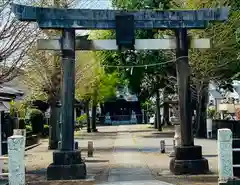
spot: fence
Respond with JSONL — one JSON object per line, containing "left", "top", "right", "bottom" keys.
{"left": 218, "top": 128, "right": 240, "bottom": 185}
{"left": 104, "top": 114, "right": 144, "bottom": 125}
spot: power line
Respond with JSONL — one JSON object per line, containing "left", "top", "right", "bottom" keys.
{"left": 101, "top": 60, "right": 173, "bottom": 68}
{"left": 100, "top": 56, "right": 187, "bottom": 68}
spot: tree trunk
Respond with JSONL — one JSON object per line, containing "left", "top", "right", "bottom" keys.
{"left": 162, "top": 89, "right": 170, "bottom": 126}
{"left": 156, "top": 89, "right": 162, "bottom": 131}
{"left": 100, "top": 103, "right": 104, "bottom": 116}
{"left": 13, "top": 111, "right": 19, "bottom": 129}
{"left": 91, "top": 102, "right": 97, "bottom": 132}
{"left": 48, "top": 100, "right": 59, "bottom": 149}
{"left": 91, "top": 89, "right": 98, "bottom": 132}
{"left": 144, "top": 109, "right": 148, "bottom": 124}
{"left": 99, "top": 103, "right": 105, "bottom": 125}
{"left": 195, "top": 87, "right": 208, "bottom": 138}
{"left": 163, "top": 103, "right": 170, "bottom": 126}
{"left": 154, "top": 112, "right": 157, "bottom": 129}
{"left": 85, "top": 100, "right": 91, "bottom": 133}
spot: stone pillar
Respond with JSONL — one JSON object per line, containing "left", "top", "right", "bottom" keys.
{"left": 8, "top": 135, "right": 25, "bottom": 185}
{"left": 130, "top": 111, "right": 137, "bottom": 124}
{"left": 160, "top": 140, "right": 165, "bottom": 153}
{"left": 88, "top": 141, "right": 93, "bottom": 157}
{"left": 174, "top": 125, "right": 181, "bottom": 146}
{"left": 169, "top": 124, "right": 181, "bottom": 157}
{"left": 218, "top": 129, "right": 233, "bottom": 183}
{"left": 13, "top": 129, "right": 26, "bottom": 148}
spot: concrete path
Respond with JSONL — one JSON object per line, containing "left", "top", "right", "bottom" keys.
{"left": 24, "top": 124, "right": 218, "bottom": 185}
{"left": 104, "top": 125, "right": 172, "bottom": 185}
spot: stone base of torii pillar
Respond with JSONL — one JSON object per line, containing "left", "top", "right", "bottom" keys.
{"left": 47, "top": 151, "right": 87, "bottom": 180}
{"left": 170, "top": 145, "right": 209, "bottom": 175}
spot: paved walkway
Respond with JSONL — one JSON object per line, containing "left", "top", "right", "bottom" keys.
{"left": 24, "top": 124, "right": 218, "bottom": 185}
{"left": 104, "top": 125, "right": 172, "bottom": 185}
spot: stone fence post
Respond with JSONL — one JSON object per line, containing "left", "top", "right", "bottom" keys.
{"left": 169, "top": 124, "right": 181, "bottom": 157}
{"left": 8, "top": 135, "right": 25, "bottom": 185}
{"left": 218, "top": 129, "right": 233, "bottom": 183}
{"left": 13, "top": 129, "right": 26, "bottom": 148}
{"left": 174, "top": 124, "right": 181, "bottom": 146}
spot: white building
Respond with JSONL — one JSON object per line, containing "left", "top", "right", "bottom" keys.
{"left": 224, "top": 81, "right": 240, "bottom": 103}
{"left": 208, "top": 82, "right": 223, "bottom": 110}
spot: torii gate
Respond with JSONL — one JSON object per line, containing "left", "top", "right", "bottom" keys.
{"left": 11, "top": 4, "right": 229, "bottom": 179}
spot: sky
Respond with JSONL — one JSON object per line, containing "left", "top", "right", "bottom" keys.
{"left": 78, "top": 0, "right": 112, "bottom": 9}
{"left": 11, "top": 0, "right": 112, "bottom": 9}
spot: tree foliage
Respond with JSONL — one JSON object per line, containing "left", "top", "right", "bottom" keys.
{"left": 89, "top": 0, "right": 176, "bottom": 103}
{"left": 170, "top": 0, "right": 238, "bottom": 91}
{"left": 170, "top": 0, "right": 240, "bottom": 136}
{"left": 22, "top": 0, "right": 77, "bottom": 105}
{"left": 75, "top": 50, "right": 123, "bottom": 103}
{"left": 23, "top": 48, "right": 60, "bottom": 102}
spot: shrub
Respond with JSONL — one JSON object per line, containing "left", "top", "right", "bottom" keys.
{"left": 26, "top": 125, "right": 32, "bottom": 132}
{"left": 28, "top": 109, "right": 44, "bottom": 134}
{"left": 42, "top": 124, "right": 49, "bottom": 136}
{"left": 76, "top": 113, "right": 87, "bottom": 130}
{"left": 76, "top": 113, "right": 87, "bottom": 123}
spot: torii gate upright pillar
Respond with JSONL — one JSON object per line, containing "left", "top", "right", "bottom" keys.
{"left": 45, "top": 28, "right": 87, "bottom": 180}
{"left": 175, "top": 28, "right": 194, "bottom": 147}
{"left": 169, "top": 28, "right": 209, "bottom": 174}
{"left": 49, "top": 29, "right": 87, "bottom": 179}
{"left": 60, "top": 29, "right": 76, "bottom": 151}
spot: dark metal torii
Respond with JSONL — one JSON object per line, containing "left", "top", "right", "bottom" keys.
{"left": 11, "top": 3, "right": 229, "bottom": 179}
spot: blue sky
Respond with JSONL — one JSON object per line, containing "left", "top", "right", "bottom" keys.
{"left": 78, "top": 0, "right": 112, "bottom": 9}
{"left": 12, "top": 0, "right": 112, "bottom": 9}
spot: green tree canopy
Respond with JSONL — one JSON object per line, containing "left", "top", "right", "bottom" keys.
{"left": 88, "top": 0, "right": 176, "bottom": 103}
